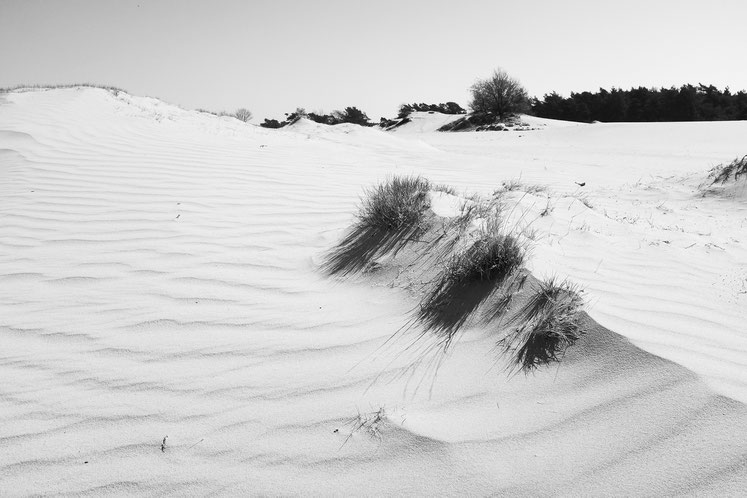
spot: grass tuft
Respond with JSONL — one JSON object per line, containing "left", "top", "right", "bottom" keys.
{"left": 448, "top": 231, "right": 524, "bottom": 282}
{"left": 358, "top": 175, "right": 431, "bottom": 230}
{"left": 712, "top": 155, "right": 747, "bottom": 184}
{"left": 323, "top": 175, "right": 431, "bottom": 276}
{"left": 418, "top": 226, "right": 525, "bottom": 345}
{"left": 499, "top": 278, "right": 583, "bottom": 373}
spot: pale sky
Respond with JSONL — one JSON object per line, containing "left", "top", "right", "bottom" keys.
{"left": 2, "top": 0, "right": 746, "bottom": 121}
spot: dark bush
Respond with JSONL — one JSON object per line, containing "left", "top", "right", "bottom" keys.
{"left": 333, "top": 106, "right": 373, "bottom": 126}
{"left": 398, "top": 102, "right": 467, "bottom": 118}
{"left": 532, "top": 84, "right": 747, "bottom": 123}
{"left": 260, "top": 118, "right": 285, "bottom": 129}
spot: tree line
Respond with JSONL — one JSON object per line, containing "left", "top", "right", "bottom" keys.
{"left": 531, "top": 85, "right": 747, "bottom": 122}
{"left": 228, "top": 69, "right": 747, "bottom": 129}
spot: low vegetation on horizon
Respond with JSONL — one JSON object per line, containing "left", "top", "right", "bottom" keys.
{"left": 0, "top": 83, "right": 127, "bottom": 95}
{"left": 7, "top": 75, "right": 746, "bottom": 128}
{"left": 260, "top": 106, "right": 373, "bottom": 129}
{"left": 324, "top": 175, "right": 585, "bottom": 374}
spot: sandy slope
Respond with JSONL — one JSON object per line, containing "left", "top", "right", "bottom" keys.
{"left": 1, "top": 88, "right": 746, "bottom": 495}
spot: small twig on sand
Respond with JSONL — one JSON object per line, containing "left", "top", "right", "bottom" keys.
{"left": 161, "top": 436, "right": 168, "bottom": 453}
{"left": 188, "top": 438, "right": 204, "bottom": 449}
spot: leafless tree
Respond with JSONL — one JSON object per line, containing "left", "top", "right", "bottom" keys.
{"left": 469, "top": 68, "right": 529, "bottom": 119}
{"left": 234, "top": 108, "right": 253, "bottom": 122}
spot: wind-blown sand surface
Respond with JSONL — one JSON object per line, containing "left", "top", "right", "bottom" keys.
{"left": 1, "top": 88, "right": 746, "bottom": 495}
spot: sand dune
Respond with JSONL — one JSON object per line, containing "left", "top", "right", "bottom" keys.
{"left": 1, "top": 88, "right": 746, "bottom": 495}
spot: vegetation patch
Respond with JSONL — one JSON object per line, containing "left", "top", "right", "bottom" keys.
{"left": 260, "top": 106, "right": 374, "bottom": 128}
{"left": 397, "top": 102, "right": 466, "bottom": 118}
{"left": 499, "top": 278, "right": 584, "bottom": 373}
{"left": 418, "top": 228, "right": 525, "bottom": 347}
{"left": 323, "top": 176, "right": 431, "bottom": 276}
{"left": 437, "top": 113, "right": 536, "bottom": 132}
{"left": 711, "top": 155, "right": 747, "bottom": 184}
{"left": 0, "top": 83, "right": 127, "bottom": 96}
{"left": 532, "top": 84, "right": 747, "bottom": 123}
{"left": 325, "top": 177, "right": 586, "bottom": 375}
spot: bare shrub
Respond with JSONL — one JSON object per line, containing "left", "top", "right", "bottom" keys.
{"left": 469, "top": 68, "right": 530, "bottom": 119}
{"left": 234, "top": 108, "right": 253, "bottom": 122}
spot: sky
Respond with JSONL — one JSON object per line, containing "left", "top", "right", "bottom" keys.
{"left": 2, "top": 0, "right": 747, "bottom": 121}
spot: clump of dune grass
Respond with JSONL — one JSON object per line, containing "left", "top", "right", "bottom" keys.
{"left": 323, "top": 175, "right": 432, "bottom": 276}
{"left": 358, "top": 175, "right": 431, "bottom": 230}
{"left": 499, "top": 278, "right": 583, "bottom": 373}
{"left": 418, "top": 223, "right": 525, "bottom": 345}
{"left": 712, "top": 155, "right": 747, "bottom": 184}
{"left": 325, "top": 177, "right": 587, "bottom": 376}
{"left": 448, "top": 231, "right": 524, "bottom": 282}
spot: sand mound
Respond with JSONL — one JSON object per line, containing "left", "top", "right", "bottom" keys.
{"left": 322, "top": 179, "right": 747, "bottom": 494}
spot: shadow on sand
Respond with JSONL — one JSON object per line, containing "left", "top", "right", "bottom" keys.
{"left": 322, "top": 221, "right": 428, "bottom": 277}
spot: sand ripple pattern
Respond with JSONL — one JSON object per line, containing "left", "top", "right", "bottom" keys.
{"left": 0, "top": 89, "right": 745, "bottom": 495}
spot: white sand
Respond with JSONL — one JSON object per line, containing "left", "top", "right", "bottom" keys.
{"left": 1, "top": 88, "right": 746, "bottom": 495}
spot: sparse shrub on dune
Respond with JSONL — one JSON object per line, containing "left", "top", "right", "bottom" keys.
{"left": 712, "top": 155, "right": 747, "bottom": 184}
{"left": 332, "top": 106, "right": 373, "bottom": 127}
{"left": 260, "top": 118, "right": 285, "bottom": 129}
{"left": 418, "top": 224, "right": 525, "bottom": 346}
{"left": 233, "top": 108, "right": 253, "bottom": 122}
{"left": 499, "top": 278, "right": 584, "bottom": 373}
{"left": 323, "top": 175, "right": 432, "bottom": 276}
